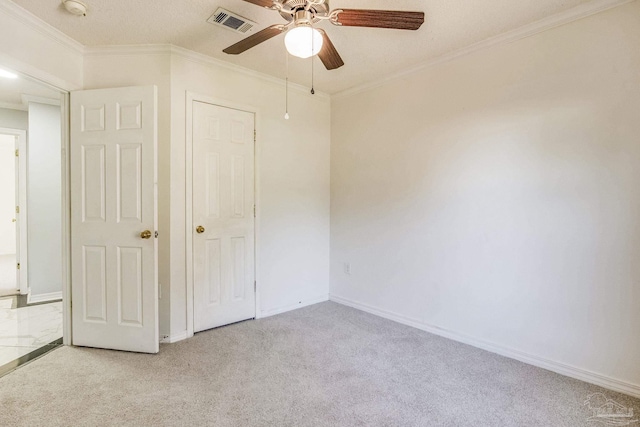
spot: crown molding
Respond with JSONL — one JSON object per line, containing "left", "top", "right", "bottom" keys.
{"left": 83, "top": 44, "right": 172, "bottom": 57}
{"left": 333, "top": 0, "right": 636, "bottom": 100}
{"left": 84, "top": 44, "right": 331, "bottom": 100}
{"left": 0, "top": 0, "right": 84, "bottom": 55}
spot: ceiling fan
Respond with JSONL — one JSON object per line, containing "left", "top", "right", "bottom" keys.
{"left": 223, "top": 0, "right": 425, "bottom": 70}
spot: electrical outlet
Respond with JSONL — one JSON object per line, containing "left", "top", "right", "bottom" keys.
{"left": 344, "top": 262, "right": 351, "bottom": 275}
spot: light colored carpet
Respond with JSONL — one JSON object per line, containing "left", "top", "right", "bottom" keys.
{"left": 0, "top": 301, "right": 637, "bottom": 426}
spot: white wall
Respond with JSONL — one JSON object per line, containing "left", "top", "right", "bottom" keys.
{"left": 27, "top": 101, "right": 62, "bottom": 298}
{"left": 330, "top": 1, "right": 640, "bottom": 394}
{"left": 0, "top": 108, "right": 28, "bottom": 130}
{"left": 0, "top": 134, "right": 15, "bottom": 254}
{"left": 170, "top": 53, "right": 330, "bottom": 337}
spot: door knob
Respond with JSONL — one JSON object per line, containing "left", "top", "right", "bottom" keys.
{"left": 11, "top": 219, "right": 16, "bottom": 223}
{"left": 140, "top": 230, "right": 152, "bottom": 239}
{"left": 196, "top": 226, "right": 205, "bottom": 234}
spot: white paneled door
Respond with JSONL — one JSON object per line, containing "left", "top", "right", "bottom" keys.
{"left": 70, "top": 86, "right": 158, "bottom": 353}
{"left": 193, "top": 102, "right": 255, "bottom": 333}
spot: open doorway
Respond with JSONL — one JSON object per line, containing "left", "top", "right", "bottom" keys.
{"left": 0, "top": 129, "right": 26, "bottom": 298}
{"left": 0, "top": 133, "right": 18, "bottom": 296}
{"left": 0, "top": 67, "right": 66, "bottom": 375}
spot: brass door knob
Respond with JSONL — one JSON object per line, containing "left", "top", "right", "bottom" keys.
{"left": 11, "top": 219, "right": 16, "bottom": 223}
{"left": 140, "top": 230, "right": 152, "bottom": 239}
{"left": 196, "top": 226, "right": 205, "bottom": 234}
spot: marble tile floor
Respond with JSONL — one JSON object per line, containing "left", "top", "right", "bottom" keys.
{"left": 0, "top": 298, "right": 62, "bottom": 373}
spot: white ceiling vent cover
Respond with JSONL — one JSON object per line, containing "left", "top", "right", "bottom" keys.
{"left": 208, "top": 8, "right": 257, "bottom": 34}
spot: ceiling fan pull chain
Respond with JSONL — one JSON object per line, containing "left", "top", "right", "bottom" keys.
{"left": 310, "top": 26, "right": 315, "bottom": 95}
{"left": 284, "top": 50, "right": 290, "bottom": 120}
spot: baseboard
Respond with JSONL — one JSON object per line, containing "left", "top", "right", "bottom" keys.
{"left": 161, "top": 294, "right": 329, "bottom": 342}
{"left": 258, "top": 294, "right": 329, "bottom": 318}
{"left": 329, "top": 294, "right": 640, "bottom": 399}
{"left": 160, "top": 331, "right": 188, "bottom": 344}
{"left": 27, "top": 291, "right": 62, "bottom": 305}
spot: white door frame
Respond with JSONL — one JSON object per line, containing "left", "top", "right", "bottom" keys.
{"left": 185, "top": 92, "right": 261, "bottom": 338}
{"left": 0, "top": 127, "right": 27, "bottom": 295}
{"left": 61, "top": 93, "right": 72, "bottom": 346}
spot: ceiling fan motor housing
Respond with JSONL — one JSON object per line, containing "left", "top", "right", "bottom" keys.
{"left": 279, "top": 0, "right": 329, "bottom": 23}
{"left": 223, "top": 0, "right": 424, "bottom": 72}
{"left": 293, "top": 9, "right": 313, "bottom": 26}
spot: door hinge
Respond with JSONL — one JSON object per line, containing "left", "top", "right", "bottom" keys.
{"left": 15, "top": 206, "right": 19, "bottom": 214}
{"left": 15, "top": 149, "right": 19, "bottom": 157}
{"left": 16, "top": 263, "right": 20, "bottom": 270}
{"left": 253, "top": 204, "right": 256, "bottom": 218}
{"left": 254, "top": 281, "right": 256, "bottom": 292}
{"left": 254, "top": 130, "right": 256, "bottom": 142}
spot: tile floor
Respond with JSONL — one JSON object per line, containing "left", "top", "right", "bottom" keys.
{"left": 0, "top": 298, "right": 62, "bottom": 368}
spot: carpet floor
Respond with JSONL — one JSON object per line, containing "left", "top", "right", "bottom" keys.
{"left": 0, "top": 301, "right": 637, "bottom": 426}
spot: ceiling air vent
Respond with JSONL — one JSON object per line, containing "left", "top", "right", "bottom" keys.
{"left": 208, "top": 8, "right": 257, "bottom": 34}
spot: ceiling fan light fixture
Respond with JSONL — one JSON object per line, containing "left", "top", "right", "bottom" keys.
{"left": 284, "top": 26, "right": 323, "bottom": 59}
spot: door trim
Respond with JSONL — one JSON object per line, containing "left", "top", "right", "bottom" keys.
{"left": 185, "top": 92, "right": 261, "bottom": 338}
{"left": 0, "top": 127, "right": 27, "bottom": 295}
{"left": 61, "top": 93, "right": 72, "bottom": 346}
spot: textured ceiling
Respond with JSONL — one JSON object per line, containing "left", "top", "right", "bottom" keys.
{"left": 11, "top": 0, "right": 595, "bottom": 93}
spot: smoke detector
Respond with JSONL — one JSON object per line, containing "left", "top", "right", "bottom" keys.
{"left": 62, "top": 0, "right": 87, "bottom": 16}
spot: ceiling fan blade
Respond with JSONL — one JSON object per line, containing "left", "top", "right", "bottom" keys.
{"left": 223, "top": 25, "right": 285, "bottom": 55}
{"left": 317, "top": 30, "right": 344, "bottom": 70}
{"left": 334, "top": 9, "right": 424, "bottom": 30}
{"left": 241, "top": 0, "right": 276, "bottom": 8}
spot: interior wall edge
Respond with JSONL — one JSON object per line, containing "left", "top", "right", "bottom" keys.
{"left": 329, "top": 294, "right": 640, "bottom": 400}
